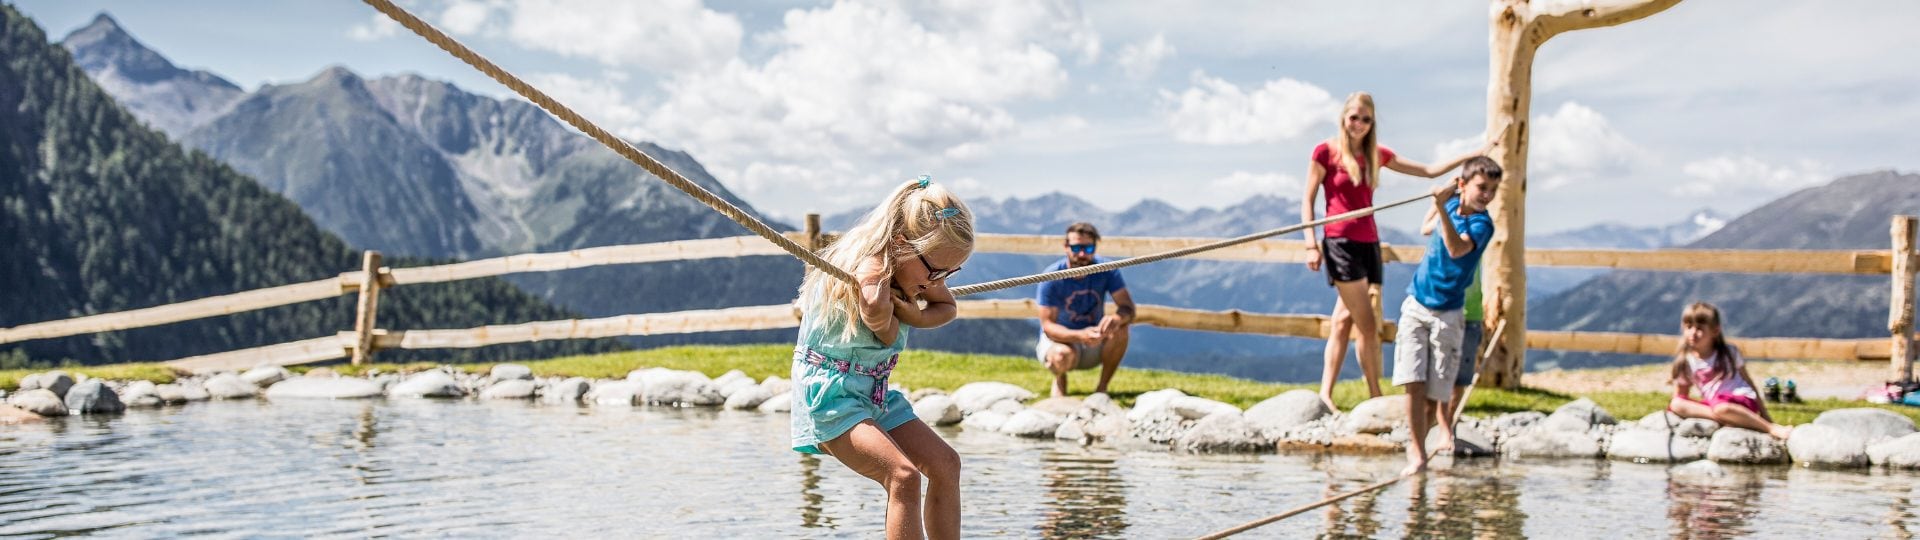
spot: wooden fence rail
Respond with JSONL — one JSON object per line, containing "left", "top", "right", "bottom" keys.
{"left": 159, "top": 300, "right": 1904, "bottom": 373}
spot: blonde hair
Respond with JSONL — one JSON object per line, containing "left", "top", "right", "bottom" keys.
{"left": 798, "top": 178, "right": 975, "bottom": 341}
{"left": 1331, "top": 92, "right": 1382, "bottom": 189}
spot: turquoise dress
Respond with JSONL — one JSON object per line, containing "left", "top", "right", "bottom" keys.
{"left": 790, "top": 294, "right": 919, "bottom": 454}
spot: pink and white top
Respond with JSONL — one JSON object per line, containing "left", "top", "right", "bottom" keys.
{"left": 1686, "top": 348, "right": 1757, "bottom": 400}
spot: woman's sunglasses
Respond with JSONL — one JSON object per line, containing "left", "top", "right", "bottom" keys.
{"left": 1068, "top": 243, "right": 1097, "bottom": 255}
{"left": 1347, "top": 113, "right": 1372, "bottom": 125}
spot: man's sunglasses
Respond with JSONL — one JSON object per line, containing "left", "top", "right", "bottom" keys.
{"left": 911, "top": 245, "right": 962, "bottom": 281}
{"left": 1068, "top": 243, "right": 1097, "bottom": 255}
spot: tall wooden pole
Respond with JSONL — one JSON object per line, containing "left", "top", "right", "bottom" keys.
{"left": 1891, "top": 216, "right": 1916, "bottom": 385}
{"left": 804, "top": 213, "right": 823, "bottom": 251}
{"left": 1478, "top": 0, "right": 1682, "bottom": 389}
{"left": 351, "top": 250, "right": 384, "bottom": 366}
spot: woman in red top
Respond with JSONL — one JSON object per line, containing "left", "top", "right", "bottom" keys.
{"left": 1301, "top": 91, "right": 1492, "bottom": 411}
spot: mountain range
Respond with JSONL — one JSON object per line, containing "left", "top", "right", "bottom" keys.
{"left": 0, "top": 6, "right": 621, "bottom": 367}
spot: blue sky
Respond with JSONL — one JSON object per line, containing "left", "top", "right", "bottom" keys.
{"left": 16, "top": 1, "right": 1920, "bottom": 234}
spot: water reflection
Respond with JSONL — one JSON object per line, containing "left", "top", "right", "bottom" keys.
{"left": 1036, "top": 448, "right": 1129, "bottom": 539}
{"left": 1666, "top": 466, "right": 1767, "bottom": 540}
{"left": 1425, "top": 463, "right": 1526, "bottom": 539}
{"left": 796, "top": 453, "right": 837, "bottom": 530}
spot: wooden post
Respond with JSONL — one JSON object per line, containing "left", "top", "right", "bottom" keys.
{"left": 804, "top": 213, "right": 822, "bottom": 251}
{"left": 351, "top": 251, "right": 383, "bottom": 366}
{"left": 1478, "top": 0, "right": 1681, "bottom": 389}
{"left": 1891, "top": 216, "right": 1916, "bottom": 384}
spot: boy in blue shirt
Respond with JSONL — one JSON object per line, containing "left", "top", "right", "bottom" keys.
{"left": 1035, "top": 222, "right": 1136, "bottom": 398}
{"left": 1395, "top": 156, "right": 1502, "bottom": 475}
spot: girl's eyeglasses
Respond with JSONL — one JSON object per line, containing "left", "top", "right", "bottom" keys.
{"left": 1068, "top": 243, "right": 1096, "bottom": 255}
{"left": 910, "top": 245, "right": 961, "bottom": 281}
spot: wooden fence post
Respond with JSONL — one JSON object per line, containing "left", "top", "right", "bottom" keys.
{"left": 804, "top": 213, "right": 822, "bottom": 251}
{"left": 351, "top": 251, "right": 384, "bottom": 366}
{"left": 1892, "top": 216, "right": 1916, "bottom": 384}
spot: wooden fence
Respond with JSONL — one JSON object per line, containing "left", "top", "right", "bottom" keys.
{"left": 4, "top": 216, "right": 1914, "bottom": 386}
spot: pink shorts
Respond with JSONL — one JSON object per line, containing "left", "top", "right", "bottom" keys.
{"left": 1697, "top": 393, "right": 1761, "bottom": 413}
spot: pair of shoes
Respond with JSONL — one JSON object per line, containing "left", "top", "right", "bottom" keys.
{"left": 1783, "top": 379, "right": 1800, "bottom": 403}
{"left": 1763, "top": 377, "right": 1782, "bottom": 402}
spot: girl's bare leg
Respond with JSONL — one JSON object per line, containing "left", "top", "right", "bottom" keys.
{"left": 1710, "top": 403, "right": 1793, "bottom": 439}
{"left": 819, "top": 420, "right": 924, "bottom": 539}
{"left": 888, "top": 420, "right": 962, "bottom": 540}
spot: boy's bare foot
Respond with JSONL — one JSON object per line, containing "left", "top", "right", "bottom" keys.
{"left": 1432, "top": 431, "right": 1456, "bottom": 455}
{"left": 1770, "top": 424, "right": 1794, "bottom": 440}
{"left": 1400, "top": 458, "right": 1428, "bottom": 477}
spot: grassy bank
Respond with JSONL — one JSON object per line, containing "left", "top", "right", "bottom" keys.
{"left": 7, "top": 345, "right": 1916, "bottom": 426}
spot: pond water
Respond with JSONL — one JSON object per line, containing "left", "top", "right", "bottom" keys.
{"left": 2, "top": 399, "right": 1915, "bottom": 538}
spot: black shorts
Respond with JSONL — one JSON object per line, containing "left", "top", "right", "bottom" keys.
{"left": 1322, "top": 238, "right": 1383, "bottom": 286}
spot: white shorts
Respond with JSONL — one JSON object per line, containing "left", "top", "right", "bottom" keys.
{"left": 1392, "top": 296, "right": 1463, "bottom": 403}
{"left": 1036, "top": 337, "right": 1104, "bottom": 370}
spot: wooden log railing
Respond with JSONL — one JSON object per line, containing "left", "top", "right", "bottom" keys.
{"left": 4, "top": 217, "right": 1915, "bottom": 382}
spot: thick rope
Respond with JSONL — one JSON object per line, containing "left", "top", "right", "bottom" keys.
{"left": 950, "top": 191, "right": 1434, "bottom": 297}
{"left": 1194, "top": 319, "right": 1508, "bottom": 540}
{"left": 360, "top": 0, "right": 857, "bottom": 285}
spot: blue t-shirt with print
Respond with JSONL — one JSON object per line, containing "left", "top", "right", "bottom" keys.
{"left": 1409, "top": 197, "right": 1495, "bottom": 311}
{"left": 1036, "top": 258, "right": 1127, "bottom": 333}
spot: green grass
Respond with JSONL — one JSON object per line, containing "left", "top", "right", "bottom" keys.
{"left": 10, "top": 345, "right": 1920, "bottom": 426}
{"left": 1, "top": 364, "right": 180, "bottom": 391}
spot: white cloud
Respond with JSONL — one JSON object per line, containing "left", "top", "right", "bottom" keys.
{"left": 1526, "top": 101, "right": 1642, "bottom": 191}
{"left": 638, "top": 1, "right": 1083, "bottom": 203}
{"left": 346, "top": 13, "right": 400, "bottom": 42}
{"left": 1208, "top": 170, "right": 1300, "bottom": 198}
{"left": 1676, "top": 156, "right": 1830, "bottom": 197}
{"left": 437, "top": 0, "right": 493, "bottom": 35}
{"left": 527, "top": 72, "right": 650, "bottom": 138}
{"left": 501, "top": 0, "right": 742, "bottom": 71}
{"left": 1161, "top": 71, "right": 1334, "bottom": 145}
{"left": 1116, "top": 34, "right": 1174, "bottom": 79}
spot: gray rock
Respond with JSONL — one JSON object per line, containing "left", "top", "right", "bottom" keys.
{"left": 712, "top": 370, "right": 752, "bottom": 394}
{"left": 1786, "top": 424, "right": 1869, "bottom": 468}
{"left": 389, "top": 371, "right": 466, "bottom": 398}
{"left": 542, "top": 377, "right": 591, "bottom": 403}
{"left": 1129, "top": 408, "right": 1191, "bottom": 444}
{"left": 204, "top": 374, "right": 260, "bottom": 399}
{"left": 1542, "top": 398, "right": 1615, "bottom": 433}
{"left": 1170, "top": 396, "right": 1240, "bottom": 420}
{"left": 1638, "top": 411, "right": 1719, "bottom": 438}
{"left": 1178, "top": 412, "right": 1262, "bottom": 453}
{"left": 1001, "top": 409, "right": 1064, "bottom": 438}
{"left": 120, "top": 381, "right": 162, "bottom": 408}
{"left": 480, "top": 380, "right": 537, "bottom": 400}
{"left": 1127, "top": 388, "right": 1188, "bottom": 422}
{"left": 758, "top": 392, "right": 793, "bottom": 413}
{"left": 962, "top": 410, "right": 1013, "bottom": 433}
{"left": 1245, "top": 390, "right": 1333, "bottom": 439}
{"left": 264, "top": 378, "right": 385, "bottom": 399}
{"left": 629, "top": 368, "right": 723, "bottom": 406}
{"left": 7, "top": 389, "right": 69, "bottom": 416}
{"left": 952, "top": 382, "right": 1035, "bottom": 415}
{"left": 1057, "top": 393, "right": 1128, "bottom": 442}
{"left": 760, "top": 376, "right": 792, "bottom": 397}
{"left": 912, "top": 394, "right": 962, "bottom": 426}
{"left": 62, "top": 380, "right": 125, "bottom": 414}
{"left": 241, "top": 365, "right": 292, "bottom": 387}
{"left": 1491, "top": 411, "right": 1547, "bottom": 433}
{"left": 908, "top": 387, "right": 947, "bottom": 402}
{"left": 31, "top": 371, "right": 75, "bottom": 399}
{"left": 1342, "top": 395, "right": 1408, "bottom": 435}
{"left": 1029, "top": 397, "right": 1082, "bottom": 417}
{"left": 0, "top": 388, "right": 6, "bottom": 399}
{"left": 1707, "top": 427, "right": 1789, "bottom": 465}
{"left": 489, "top": 364, "right": 534, "bottom": 382}
{"left": 988, "top": 398, "right": 1026, "bottom": 415}
{"left": 724, "top": 385, "right": 777, "bottom": 410}
{"left": 1428, "top": 423, "right": 1496, "bottom": 457}
{"left": 1055, "top": 419, "right": 1088, "bottom": 441}
{"left": 586, "top": 380, "right": 644, "bottom": 406}
{"left": 1607, "top": 428, "right": 1708, "bottom": 463}
{"left": 1867, "top": 433, "right": 1920, "bottom": 469}
{"left": 717, "top": 376, "right": 759, "bottom": 400}
{"left": 1502, "top": 429, "right": 1604, "bottom": 459}
{"left": 1812, "top": 408, "right": 1917, "bottom": 443}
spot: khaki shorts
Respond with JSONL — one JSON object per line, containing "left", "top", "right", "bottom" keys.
{"left": 1036, "top": 337, "right": 1105, "bottom": 370}
{"left": 1392, "top": 296, "right": 1463, "bottom": 403}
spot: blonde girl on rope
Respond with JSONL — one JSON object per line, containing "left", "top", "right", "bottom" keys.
{"left": 1302, "top": 91, "right": 1495, "bottom": 411}
{"left": 790, "top": 176, "right": 974, "bottom": 540}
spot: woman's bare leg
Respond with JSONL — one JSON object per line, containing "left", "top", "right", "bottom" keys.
{"left": 1334, "top": 279, "right": 1383, "bottom": 398}
{"left": 1321, "top": 295, "right": 1354, "bottom": 410}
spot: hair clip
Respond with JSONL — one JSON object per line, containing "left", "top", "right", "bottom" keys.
{"left": 915, "top": 174, "right": 932, "bottom": 188}
{"left": 935, "top": 207, "right": 961, "bottom": 220}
